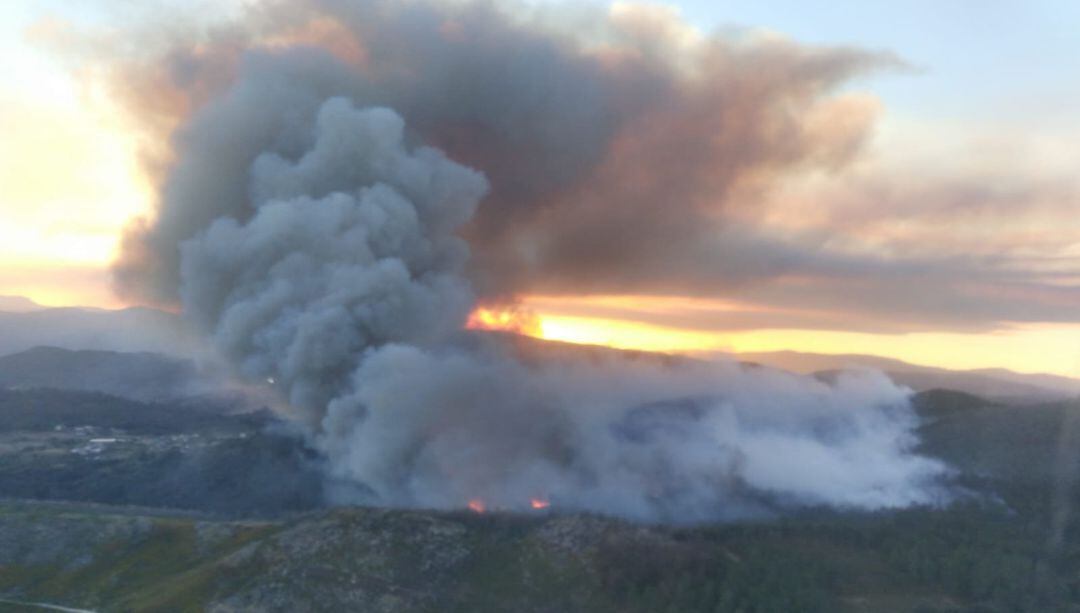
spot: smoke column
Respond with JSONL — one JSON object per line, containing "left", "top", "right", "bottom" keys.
{"left": 181, "top": 99, "right": 487, "bottom": 424}
{"left": 116, "top": 0, "right": 946, "bottom": 521}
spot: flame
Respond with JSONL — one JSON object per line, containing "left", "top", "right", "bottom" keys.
{"left": 466, "top": 304, "right": 542, "bottom": 336}
{"left": 530, "top": 498, "right": 550, "bottom": 510}
{"left": 467, "top": 499, "right": 486, "bottom": 513}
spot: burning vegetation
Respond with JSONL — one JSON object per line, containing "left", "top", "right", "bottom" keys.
{"left": 464, "top": 497, "right": 551, "bottom": 514}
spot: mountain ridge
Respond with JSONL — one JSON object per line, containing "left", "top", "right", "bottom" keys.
{"left": 738, "top": 349, "right": 1080, "bottom": 402}
{"left": 0, "top": 295, "right": 44, "bottom": 313}
{"left": 0, "top": 303, "right": 191, "bottom": 358}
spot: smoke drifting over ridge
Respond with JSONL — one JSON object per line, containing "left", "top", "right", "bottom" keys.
{"left": 114, "top": 0, "right": 947, "bottom": 519}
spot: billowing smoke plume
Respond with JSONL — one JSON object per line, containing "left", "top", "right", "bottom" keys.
{"left": 111, "top": 0, "right": 894, "bottom": 306}
{"left": 122, "top": 0, "right": 949, "bottom": 520}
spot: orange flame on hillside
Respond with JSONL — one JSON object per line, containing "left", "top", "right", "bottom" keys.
{"left": 530, "top": 498, "right": 551, "bottom": 510}
{"left": 467, "top": 499, "right": 486, "bottom": 513}
{"left": 466, "top": 303, "right": 542, "bottom": 336}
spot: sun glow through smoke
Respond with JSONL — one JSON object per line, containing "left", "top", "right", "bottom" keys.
{"left": 0, "top": 10, "right": 152, "bottom": 307}
{"left": 465, "top": 304, "right": 542, "bottom": 336}
{"left": 465, "top": 299, "right": 1080, "bottom": 378}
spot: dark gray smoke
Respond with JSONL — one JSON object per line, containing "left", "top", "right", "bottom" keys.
{"left": 174, "top": 91, "right": 947, "bottom": 520}
{"left": 112, "top": 0, "right": 894, "bottom": 305}
{"left": 181, "top": 99, "right": 486, "bottom": 421}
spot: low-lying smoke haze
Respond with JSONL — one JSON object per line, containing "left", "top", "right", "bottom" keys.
{"left": 319, "top": 343, "right": 945, "bottom": 520}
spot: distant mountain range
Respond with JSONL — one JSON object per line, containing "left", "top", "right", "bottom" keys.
{"left": 3, "top": 295, "right": 1078, "bottom": 404}
{"left": 0, "top": 345, "right": 281, "bottom": 414}
{"left": 0, "top": 299, "right": 191, "bottom": 357}
{"left": 500, "top": 334, "right": 1080, "bottom": 404}
{"left": 0, "top": 346, "right": 202, "bottom": 402}
{"left": 738, "top": 350, "right": 1080, "bottom": 403}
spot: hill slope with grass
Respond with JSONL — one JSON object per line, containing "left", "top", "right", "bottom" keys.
{"left": 2, "top": 496, "right": 1078, "bottom": 613}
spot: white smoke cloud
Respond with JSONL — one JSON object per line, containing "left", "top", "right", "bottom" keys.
{"left": 178, "top": 97, "right": 948, "bottom": 521}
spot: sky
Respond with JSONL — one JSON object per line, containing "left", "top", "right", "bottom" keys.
{"left": 1, "top": 0, "right": 1079, "bottom": 376}
{"left": 681, "top": 1, "right": 1080, "bottom": 124}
